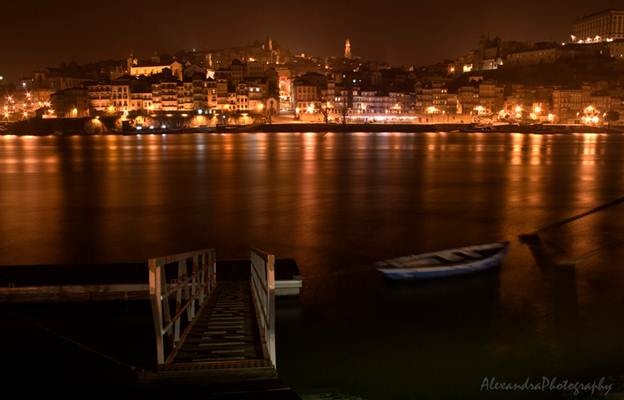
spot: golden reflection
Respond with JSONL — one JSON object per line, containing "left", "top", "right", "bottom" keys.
{"left": 576, "top": 133, "right": 600, "bottom": 207}
{"left": 146, "top": 135, "right": 161, "bottom": 162}
{"left": 222, "top": 134, "right": 233, "bottom": 160}
{"left": 474, "top": 132, "right": 484, "bottom": 163}
{"left": 582, "top": 133, "right": 597, "bottom": 159}
{"left": 388, "top": 132, "right": 402, "bottom": 154}
{"left": 0, "top": 136, "right": 60, "bottom": 174}
{"left": 511, "top": 133, "right": 523, "bottom": 166}
{"left": 353, "top": 130, "right": 368, "bottom": 152}
{"left": 194, "top": 134, "right": 206, "bottom": 160}
{"left": 529, "top": 134, "right": 543, "bottom": 166}
{"left": 303, "top": 132, "right": 315, "bottom": 161}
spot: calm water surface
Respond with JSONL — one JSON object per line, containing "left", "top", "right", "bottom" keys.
{"left": 1, "top": 132, "right": 624, "bottom": 398}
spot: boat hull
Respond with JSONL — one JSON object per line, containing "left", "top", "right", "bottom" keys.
{"left": 378, "top": 243, "right": 509, "bottom": 280}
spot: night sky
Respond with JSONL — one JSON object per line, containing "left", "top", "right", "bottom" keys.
{"left": 0, "top": 0, "right": 620, "bottom": 81}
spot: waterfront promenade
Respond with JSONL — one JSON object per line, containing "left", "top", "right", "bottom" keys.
{"left": 3, "top": 116, "right": 621, "bottom": 136}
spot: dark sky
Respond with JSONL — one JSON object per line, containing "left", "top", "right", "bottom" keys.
{"left": 0, "top": 0, "right": 620, "bottom": 81}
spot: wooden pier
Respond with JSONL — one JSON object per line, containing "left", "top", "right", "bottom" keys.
{"left": 0, "top": 248, "right": 301, "bottom": 396}
{"left": 0, "top": 258, "right": 302, "bottom": 303}
{"left": 137, "top": 248, "right": 298, "bottom": 397}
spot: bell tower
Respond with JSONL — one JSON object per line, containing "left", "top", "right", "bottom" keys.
{"left": 344, "top": 38, "right": 352, "bottom": 59}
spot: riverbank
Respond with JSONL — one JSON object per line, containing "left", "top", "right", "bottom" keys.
{"left": 2, "top": 117, "right": 623, "bottom": 135}
{"left": 236, "top": 122, "right": 623, "bottom": 134}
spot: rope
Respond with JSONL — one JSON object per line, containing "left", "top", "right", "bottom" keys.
{"left": 518, "top": 195, "right": 624, "bottom": 265}
{"left": 22, "top": 318, "right": 141, "bottom": 374}
{"left": 530, "top": 195, "right": 624, "bottom": 235}
{"left": 297, "top": 263, "right": 380, "bottom": 281}
{"left": 561, "top": 237, "right": 624, "bottom": 264}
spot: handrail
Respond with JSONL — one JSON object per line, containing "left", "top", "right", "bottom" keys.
{"left": 148, "top": 248, "right": 216, "bottom": 367}
{"left": 250, "top": 248, "right": 276, "bottom": 367}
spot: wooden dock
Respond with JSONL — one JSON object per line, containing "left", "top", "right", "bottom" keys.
{"left": 135, "top": 248, "right": 299, "bottom": 397}
{"left": 0, "top": 259, "right": 302, "bottom": 303}
{"left": 0, "top": 248, "right": 300, "bottom": 396}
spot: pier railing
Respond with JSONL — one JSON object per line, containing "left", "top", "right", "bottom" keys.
{"left": 148, "top": 248, "right": 216, "bottom": 367}
{"left": 250, "top": 248, "right": 276, "bottom": 367}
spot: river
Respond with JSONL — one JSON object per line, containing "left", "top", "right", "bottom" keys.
{"left": 1, "top": 132, "right": 623, "bottom": 398}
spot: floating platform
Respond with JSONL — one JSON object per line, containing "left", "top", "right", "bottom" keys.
{"left": 0, "top": 259, "right": 302, "bottom": 303}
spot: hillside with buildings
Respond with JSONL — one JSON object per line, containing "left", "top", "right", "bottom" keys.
{"left": 3, "top": 9, "right": 624, "bottom": 130}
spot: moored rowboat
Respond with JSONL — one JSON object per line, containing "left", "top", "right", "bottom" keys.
{"left": 376, "top": 242, "right": 509, "bottom": 280}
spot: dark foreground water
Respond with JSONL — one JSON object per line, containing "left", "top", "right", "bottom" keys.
{"left": 1, "top": 132, "right": 624, "bottom": 398}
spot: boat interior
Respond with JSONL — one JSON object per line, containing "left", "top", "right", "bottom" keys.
{"left": 382, "top": 244, "right": 506, "bottom": 269}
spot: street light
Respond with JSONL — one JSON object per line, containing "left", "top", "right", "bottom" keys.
{"left": 426, "top": 106, "right": 439, "bottom": 114}
{"left": 473, "top": 105, "right": 485, "bottom": 115}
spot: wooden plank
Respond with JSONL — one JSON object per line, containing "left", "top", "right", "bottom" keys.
{"left": 0, "top": 283, "right": 148, "bottom": 302}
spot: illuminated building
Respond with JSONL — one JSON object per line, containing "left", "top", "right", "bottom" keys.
{"left": 128, "top": 56, "right": 184, "bottom": 81}
{"left": 352, "top": 90, "right": 392, "bottom": 114}
{"left": 88, "top": 80, "right": 153, "bottom": 112}
{"left": 111, "top": 83, "right": 130, "bottom": 110}
{"left": 275, "top": 67, "right": 293, "bottom": 112}
{"left": 293, "top": 73, "right": 327, "bottom": 114}
{"left": 229, "top": 60, "right": 245, "bottom": 85}
{"left": 551, "top": 87, "right": 612, "bottom": 124}
{"left": 507, "top": 48, "right": 559, "bottom": 65}
{"left": 235, "top": 83, "right": 250, "bottom": 111}
{"left": 478, "top": 81, "right": 504, "bottom": 113}
{"left": 130, "top": 91, "right": 153, "bottom": 111}
{"left": 50, "top": 88, "right": 90, "bottom": 118}
{"left": 151, "top": 81, "right": 179, "bottom": 111}
{"left": 245, "top": 80, "right": 269, "bottom": 112}
{"left": 176, "top": 82, "right": 194, "bottom": 111}
{"left": 572, "top": 9, "right": 624, "bottom": 43}
{"left": 88, "top": 83, "right": 112, "bottom": 111}
{"left": 415, "top": 82, "right": 457, "bottom": 114}
{"left": 457, "top": 86, "right": 479, "bottom": 115}
{"left": 32, "top": 69, "right": 92, "bottom": 92}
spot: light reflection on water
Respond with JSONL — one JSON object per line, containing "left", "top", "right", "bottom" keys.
{"left": 1, "top": 132, "right": 624, "bottom": 398}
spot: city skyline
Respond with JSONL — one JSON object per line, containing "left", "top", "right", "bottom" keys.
{"left": 0, "top": 0, "right": 621, "bottom": 81}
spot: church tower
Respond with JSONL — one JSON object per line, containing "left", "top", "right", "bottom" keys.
{"left": 344, "top": 38, "right": 352, "bottom": 59}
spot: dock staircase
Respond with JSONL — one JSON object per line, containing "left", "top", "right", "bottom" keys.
{"left": 138, "top": 248, "right": 296, "bottom": 397}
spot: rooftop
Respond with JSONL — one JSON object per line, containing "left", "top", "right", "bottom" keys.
{"left": 575, "top": 9, "right": 624, "bottom": 23}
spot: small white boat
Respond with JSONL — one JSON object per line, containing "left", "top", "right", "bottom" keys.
{"left": 376, "top": 242, "right": 509, "bottom": 280}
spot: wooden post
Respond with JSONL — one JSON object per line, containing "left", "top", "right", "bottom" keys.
{"left": 148, "top": 259, "right": 165, "bottom": 366}
{"left": 199, "top": 253, "right": 207, "bottom": 307}
{"left": 250, "top": 248, "right": 277, "bottom": 368}
{"left": 161, "top": 265, "right": 172, "bottom": 346}
{"left": 190, "top": 255, "right": 198, "bottom": 318}
{"left": 266, "top": 253, "right": 276, "bottom": 367}
{"left": 210, "top": 250, "right": 216, "bottom": 295}
{"left": 174, "top": 260, "right": 184, "bottom": 344}
{"left": 185, "top": 258, "right": 193, "bottom": 321}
